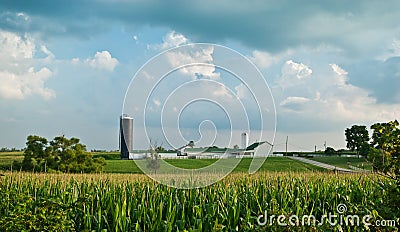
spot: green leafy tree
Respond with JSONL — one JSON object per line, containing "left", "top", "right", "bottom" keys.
{"left": 370, "top": 120, "right": 400, "bottom": 176}
{"left": 155, "top": 146, "right": 167, "bottom": 153}
{"left": 345, "top": 125, "right": 370, "bottom": 157}
{"left": 324, "top": 147, "right": 336, "bottom": 155}
{"left": 358, "top": 141, "right": 371, "bottom": 157}
{"left": 20, "top": 135, "right": 105, "bottom": 173}
{"left": 369, "top": 120, "right": 400, "bottom": 219}
{"left": 21, "top": 135, "right": 49, "bottom": 172}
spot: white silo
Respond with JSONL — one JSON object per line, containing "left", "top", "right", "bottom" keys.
{"left": 241, "top": 132, "right": 249, "bottom": 149}
{"left": 120, "top": 114, "right": 133, "bottom": 159}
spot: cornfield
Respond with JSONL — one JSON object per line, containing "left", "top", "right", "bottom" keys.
{"left": 0, "top": 172, "right": 397, "bottom": 231}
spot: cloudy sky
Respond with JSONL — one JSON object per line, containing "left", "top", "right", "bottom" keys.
{"left": 1, "top": 0, "right": 400, "bottom": 151}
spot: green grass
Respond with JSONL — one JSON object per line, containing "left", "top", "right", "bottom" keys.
{"left": 308, "top": 156, "right": 372, "bottom": 170}
{"left": 0, "top": 152, "right": 24, "bottom": 170}
{"left": 1, "top": 151, "right": 325, "bottom": 173}
{"left": 92, "top": 152, "right": 120, "bottom": 160}
{"left": 165, "top": 158, "right": 218, "bottom": 169}
{"left": 103, "top": 160, "right": 143, "bottom": 173}
{"left": 103, "top": 157, "right": 325, "bottom": 173}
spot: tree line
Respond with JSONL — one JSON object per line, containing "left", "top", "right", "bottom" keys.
{"left": 13, "top": 135, "right": 105, "bottom": 173}
{"left": 0, "top": 147, "right": 23, "bottom": 152}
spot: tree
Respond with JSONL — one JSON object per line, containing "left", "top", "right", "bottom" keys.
{"left": 324, "top": 147, "right": 336, "bottom": 155}
{"left": 370, "top": 120, "right": 400, "bottom": 176}
{"left": 371, "top": 120, "right": 400, "bottom": 156}
{"left": 358, "top": 142, "right": 371, "bottom": 157}
{"left": 19, "top": 135, "right": 105, "bottom": 173}
{"left": 21, "top": 135, "right": 49, "bottom": 172}
{"left": 345, "top": 125, "right": 370, "bottom": 157}
{"left": 155, "top": 146, "right": 166, "bottom": 153}
{"left": 369, "top": 120, "right": 400, "bottom": 219}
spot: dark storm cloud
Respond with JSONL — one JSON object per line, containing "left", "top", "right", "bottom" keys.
{"left": 0, "top": 0, "right": 110, "bottom": 39}
{"left": 1, "top": 0, "right": 400, "bottom": 52}
{"left": 347, "top": 57, "right": 400, "bottom": 104}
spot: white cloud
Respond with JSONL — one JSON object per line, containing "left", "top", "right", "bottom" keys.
{"left": 71, "top": 57, "right": 80, "bottom": 64}
{"left": 276, "top": 60, "right": 313, "bottom": 90}
{"left": 16, "top": 12, "right": 29, "bottom": 21}
{"left": 390, "top": 39, "right": 400, "bottom": 56}
{"left": 166, "top": 44, "right": 220, "bottom": 80}
{"left": 274, "top": 61, "right": 400, "bottom": 127}
{"left": 235, "top": 83, "right": 248, "bottom": 99}
{"left": 248, "top": 50, "right": 276, "bottom": 69}
{"left": 329, "top": 63, "right": 348, "bottom": 87}
{"left": 0, "top": 30, "right": 35, "bottom": 60}
{"left": 40, "top": 45, "right": 55, "bottom": 61}
{"left": 148, "top": 31, "right": 219, "bottom": 80}
{"left": 212, "top": 85, "right": 233, "bottom": 99}
{"left": 282, "top": 60, "right": 313, "bottom": 79}
{"left": 280, "top": 96, "right": 310, "bottom": 106}
{"left": 153, "top": 31, "right": 189, "bottom": 50}
{"left": 279, "top": 96, "right": 311, "bottom": 112}
{"left": 330, "top": 63, "right": 348, "bottom": 76}
{"left": 85, "top": 50, "right": 119, "bottom": 71}
{"left": 0, "top": 30, "right": 55, "bottom": 100}
{"left": 0, "top": 67, "right": 55, "bottom": 100}
{"left": 377, "top": 38, "right": 400, "bottom": 61}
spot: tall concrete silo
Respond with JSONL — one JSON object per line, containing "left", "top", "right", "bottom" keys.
{"left": 241, "top": 132, "right": 249, "bottom": 149}
{"left": 120, "top": 114, "right": 133, "bottom": 159}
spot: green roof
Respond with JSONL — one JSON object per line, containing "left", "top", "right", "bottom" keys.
{"left": 184, "top": 142, "right": 267, "bottom": 153}
{"left": 245, "top": 142, "right": 267, "bottom": 151}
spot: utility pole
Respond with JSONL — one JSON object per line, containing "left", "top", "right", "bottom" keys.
{"left": 285, "top": 136, "right": 288, "bottom": 156}
{"left": 315, "top": 145, "right": 317, "bottom": 153}
{"left": 324, "top": 141, "right": 327, "bottom": 151}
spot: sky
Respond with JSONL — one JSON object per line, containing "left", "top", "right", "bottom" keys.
{"left": 0, "top": 0, "right": 400, "bottom": 152}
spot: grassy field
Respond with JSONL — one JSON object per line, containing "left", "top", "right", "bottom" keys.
{"left": 0, "top": 151, "right": 23, "bottom": 170}
{"left": 104, "top": 157, "right": 325, "bottom": 173}
{"left": 0, "top": 152, "right": 324, "bottom": 173}
{"left": 308, "top": 156, "right": 373, "bottom": 171}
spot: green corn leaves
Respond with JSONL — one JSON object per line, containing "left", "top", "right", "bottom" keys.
{"left": 0, "top": 172, "right": 397, "bottom": 231}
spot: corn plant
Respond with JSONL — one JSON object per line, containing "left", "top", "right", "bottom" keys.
{"left": 0, "top": 172, "right": 397, "bottom": 231}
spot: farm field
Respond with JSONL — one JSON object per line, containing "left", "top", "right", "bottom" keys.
{"left": 0, "top": 152, "right": 399, "bottom": 231}
{"left": 104, "top": 157, "right": 325, "bottom": 173}
{"left": 0, "top": 152, "right": 324, "bottom": 173}
{"left": 0, "top": 171, "right": 396, "bottom": 231}
{"left": 0, "top": 151, "right": 23, "bottom": 170}
{"left": 308, "top": 156, "right": 372, "bottom": 171}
